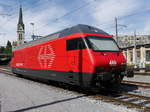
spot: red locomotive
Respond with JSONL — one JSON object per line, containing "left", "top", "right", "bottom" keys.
{"left": 11, "top": 24, "right": 133, "bottom": 89}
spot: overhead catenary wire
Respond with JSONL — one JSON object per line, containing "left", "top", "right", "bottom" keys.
{"left": 1, "top": 0, "right": 150, "bottom": 44}
{"left": 0, "top": 0, "right": 54, "bottom": 28}
{"left": 2, "top": 0, "right": 150, "bottom": 32}
{"left": 22, "top": 0, "right": 150, "bottom": 38}
{"left": 35, "top": 0, "right": 99, "bottom": 32}
{"left": 0, "top": 0, "right": 55, "bottom": 38}
{"left": 76, "top": 2, "right": 150, "bottom": 31}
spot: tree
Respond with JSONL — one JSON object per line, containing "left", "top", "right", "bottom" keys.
{"left": 4, "top": 40, "right": 12, "bottom": 54}
{"left": 0, "top": 46, "right": 5, "bottom": 53}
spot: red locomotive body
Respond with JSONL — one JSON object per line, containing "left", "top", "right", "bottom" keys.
{"left": 11, "top": 24, "right": 132, "bottom": 88}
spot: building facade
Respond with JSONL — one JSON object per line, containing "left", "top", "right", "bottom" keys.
{"left": 117, "top": 35, "right": 150, "bottom": 66}
{"left": 117, "top": 35, "right": 150, "bottom": 48}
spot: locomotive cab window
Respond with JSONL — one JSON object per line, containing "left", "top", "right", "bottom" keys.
{"left": 86, "top": 36, "right": 120, "bottom": 52}
{"left": 66, "top": 38, "right": 86, "bottom": 50}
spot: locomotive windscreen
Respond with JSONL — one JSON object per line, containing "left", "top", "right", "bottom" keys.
{"left": 87, "top": 36, "right": 120, "bottom": 52}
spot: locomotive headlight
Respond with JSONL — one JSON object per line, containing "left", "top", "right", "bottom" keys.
{"left": 95, "top": 67, "right": 104, "bottom": 72}
{"left": 109, "top": 60, "right": 117, "bottom": 66}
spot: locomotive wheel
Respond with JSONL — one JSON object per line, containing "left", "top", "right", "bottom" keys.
{"left": 103, "top": 75, "right": 124, "bottom": 88}
{"left": 112, "top": 75, "right": 124, "bottom": 85}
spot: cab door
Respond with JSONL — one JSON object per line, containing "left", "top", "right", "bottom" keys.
{"left": 66, "top": 37, "right": 85, "bottom": 86}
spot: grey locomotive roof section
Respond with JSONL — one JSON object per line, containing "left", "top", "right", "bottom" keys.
{"left": 13, "top": 32, "right": 61, "bottom": 50}
{"left": 13, "top": 24, "right": 109, "bottom": 50}
{"left": 60, "top": 24, "right": 109, "bottom": 37}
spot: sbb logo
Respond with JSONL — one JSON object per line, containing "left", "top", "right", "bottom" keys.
{"left": 38, "top": 45, "right": 56, "bottom": 68}
{"left": 109, "top": 60, "right": 117, "bottom": 66}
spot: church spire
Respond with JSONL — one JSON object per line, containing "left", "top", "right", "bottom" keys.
{"left": 17, "top": 5, "right": 25, "bottom": 46}
{"left": 18, "top": 5, "right": 23, "bottom": 25}
{"left": 18, "top": 5, "right": 24, "bottom": 29}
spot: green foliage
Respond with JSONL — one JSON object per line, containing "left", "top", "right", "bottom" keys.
{"left": 127, "top": 64, "right": 135, "bottom": 67}
{"left": 146, "top": 64, "right": 150, "bottom": 66}
{"left": 0, "top": 41, "right": 12, "bottom": 54}
{"left": 5, "top": 41, "right": 12, "bottom": 54}
{"left": 0, "top": 46, "right": 5, "bottom": 53}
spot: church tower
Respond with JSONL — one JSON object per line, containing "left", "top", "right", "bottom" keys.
{"left": 17, "top": 5, "right": 25, "bottom": 45}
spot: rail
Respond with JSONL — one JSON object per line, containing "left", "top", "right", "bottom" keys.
{"left": 122, "top": 80, "right": 150, "bottom": 89}
{"left": 0, "top": 68, "right": 150, "bottom": 112}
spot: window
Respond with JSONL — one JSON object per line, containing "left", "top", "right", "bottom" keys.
{"left": 146, "top": 50, "right": 150, "bottom": 61}
{"left": 136, "top": 51, "right": 140, "bottom": 63}
{"left": 86, "top": 36, "right": 120, "bottom": 52}
{"left": 67, "top": 38, "right": 86, "bottom": 50}
{"left": 19, "top": 34, "right": 22, "bottom": 40}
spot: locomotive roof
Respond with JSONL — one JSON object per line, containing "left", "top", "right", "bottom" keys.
{"left": 13, "top": 24, "right": 109, "bottom": 50}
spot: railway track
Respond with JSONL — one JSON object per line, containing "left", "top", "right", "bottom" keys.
{"left": 91, "top": 92, "right": 150, "bottom": 112}
{"left": 134, "top": 72, "right": 150, "bottom": 76}
{"left": 0, "top": 68, "right": 150, "bottom": 112}
{"left": 122, "top": 80, "right": 150, "bottom": 89}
